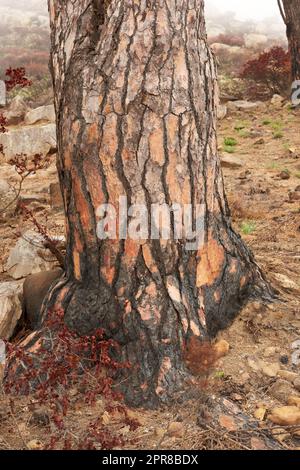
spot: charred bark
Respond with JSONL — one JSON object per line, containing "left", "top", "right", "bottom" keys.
{"left": 9, "top": 0, "right": 273, "bottom": 407}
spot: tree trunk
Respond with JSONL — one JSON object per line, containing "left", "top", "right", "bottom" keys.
{"left": 279, "top": 0, "right": 300, "bottom": 83}
{"left": 35, "top": 0, "right": 272, "bottom": 406}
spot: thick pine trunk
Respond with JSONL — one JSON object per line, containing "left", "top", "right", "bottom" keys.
{"left": 280, "top": 0, "right": 300, "bottom": 83}
{"left": 18, "top": 0, "right": 272, "bottom": 406}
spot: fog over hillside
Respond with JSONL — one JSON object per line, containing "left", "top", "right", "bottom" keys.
{"left": 0, "top": 0, "right": 286, "bottom": 39}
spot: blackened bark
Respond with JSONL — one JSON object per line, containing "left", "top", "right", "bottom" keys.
{"left": 7, "top": 0, "right": 273, "bottom": 407}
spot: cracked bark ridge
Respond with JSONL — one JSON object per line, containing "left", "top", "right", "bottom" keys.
{"left": 13, "top": 0, "right": 273, "bottom": 407}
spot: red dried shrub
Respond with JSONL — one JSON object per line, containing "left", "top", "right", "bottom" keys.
{"left": 240, "top": 46, "right": 291, "bottom": 98}
{"left": 4, "top": 309, "right": 133, "bottom": 450}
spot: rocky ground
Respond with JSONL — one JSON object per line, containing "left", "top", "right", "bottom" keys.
{"left": 0, "top": 97, "right": 300, "bottom": 450}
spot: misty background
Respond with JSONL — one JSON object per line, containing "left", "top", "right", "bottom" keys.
{"left": 0, "top": 0, "right": 288, "bottom": 105}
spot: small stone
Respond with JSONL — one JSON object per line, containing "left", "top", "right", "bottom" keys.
{"left": 278, "top": 171, "right": 290, "bottom": 180}
{"left": 293, "top": 377, "right": 300, "bottom": 392}
{"left": 154, "top": 427, "right": 165, "bottom": 438}
{"left": 269, "top": 379, "right": 295, "bottom": 402}
{"left": 251, "top": 437, "right": 267, "bottom": 450}
{"left": 213, "top": 340, "right": 230, "bottom": 359}
{"left": 27, "top": 439, "right": 44, "bottom": 450}
{"left": 261, "top": 362, "right": 280, "bottom": 378}
{"left": 277, "top": 370, "right": 299, "bottom": 383}
{"left": 271, "top": 94, "right": 284, "bottom": 107}
{"left": 288, "top": 147, "right": 297, "bottom": 155}
{"left": 289, "top": 191, "right": 300, "bottom": 202}
{"left": 268, "top": 406, "right": 300, "bottom": 426}
{"left": 287, "top": 396, "right": 300, "bottom": 408}
{"left": 254, "top": 138, "right": 265, "bottom": 145}
{"left": 219, "top": 414, "right": 238, "bottom": 432}
{"left": 271, "top": 427, "right": 290, "bottom": 443}
{"left": 263, "top": 347, "right": 277, "bottom": 358}
{"left": 167, "top": 422, "right": 184, "bottom": 438}
{"left": 247, "top": 357, "right": 260, "bottom": 372}
{"left": 220, "top": 155, "right": 243, "bottom": 169}
{"left": 254, "top": 407, "right": 266, "bottom": 421}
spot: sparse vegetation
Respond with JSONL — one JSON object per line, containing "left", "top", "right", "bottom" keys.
{"left": 240, "top": 221, "right": 257, "bottom": 235}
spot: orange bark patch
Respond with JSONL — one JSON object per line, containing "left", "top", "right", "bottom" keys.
{"left": 73, "top": 251, "right": 81, "bottom": 280}
{"left": 149, "top": 125, "right": 164, "bottom": 166}
{"left": 196, "top": 239, "right": 225, "bottom": 287}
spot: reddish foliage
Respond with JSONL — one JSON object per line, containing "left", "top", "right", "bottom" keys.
{"left": 4, "top": 309, "right": 133, "bottom": 450}
{"left": 5, "top": 67, "right": 32, "bottom": 92}
{"left": 240, "top": 46, "right": 291, "bottom": 97}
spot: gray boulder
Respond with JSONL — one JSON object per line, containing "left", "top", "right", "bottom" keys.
{"left": 25, "top": 105, "right": 55, "bottom": 125}
{"left": 0, "top": 281, "right": 23, "bottom": 340}
{"left": 221, "top": 155, "right": 243, "bottom": 169}
{"left": 0, "top": 123, "right": 56, "bottom": 161}
{"left": 227, "top": 100, "right": 265, "bottom": 112}
{"left": 6, "top": 230, "right": 63, "bottom": 280}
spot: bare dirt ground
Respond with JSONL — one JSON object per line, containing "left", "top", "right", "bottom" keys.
{"left": 0, "top": 102, "right": 300, "bottom": 450}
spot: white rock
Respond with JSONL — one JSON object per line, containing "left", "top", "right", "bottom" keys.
{"left": 221, "top": 155, "right": 243, "bottom": 169}
{"left": 24, "top": 105, "right": 55, "bottom": 125}
{"left": 227, "top": 100, "right": 264, "bottom": 111}
{"left": 0, "top": 281, "right": 23, "bottom": 340}
{"left": 271, "top": 94, "right": 284, "bottom": 107}
{"left": 0, "top": 123, "right": 56, "bottom": 161}
{"left": 6, "top": 230, "right": 62, "bottom": 280}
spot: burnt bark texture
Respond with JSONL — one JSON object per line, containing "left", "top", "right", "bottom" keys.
{"left": 279, "top": 0, "right": 300, "bottom": 82}
{"left": 31, "top": 0, "right": 272, "bottom": 406}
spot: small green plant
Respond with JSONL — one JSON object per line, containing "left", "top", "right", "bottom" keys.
{"left": 234, "top": 121, "right": 248, "bottom": 131}
{"left": 266, "top": 162, "right": 280, "bottom": 170}
{"left": 215, "top": 371, "right": 226, "bottom": 379}
{"left": 237, "top": 129, "right": 250, "bottom": 138}
{"left": 224, "top": 137, "right": 238, "bottom": 147}
{"left": 223, "top": 145, "right": 236, "bottom": 154}
{"left": 282, "top": 168, "right": 291, "bottom": 177}
{"left": 271, "top": 120, "right": 283, "bottom": 131}
{"left": 262, "top": 118, "right": 272, "bottom": 125}
{"left": 241, "top": 221, "right": 256, "bottom": 235}
{"left": 273, "top": 131, "right": 284, "bottom": 139}
{"left": 295, "top": 172, "right": 300, "bottom": 179}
